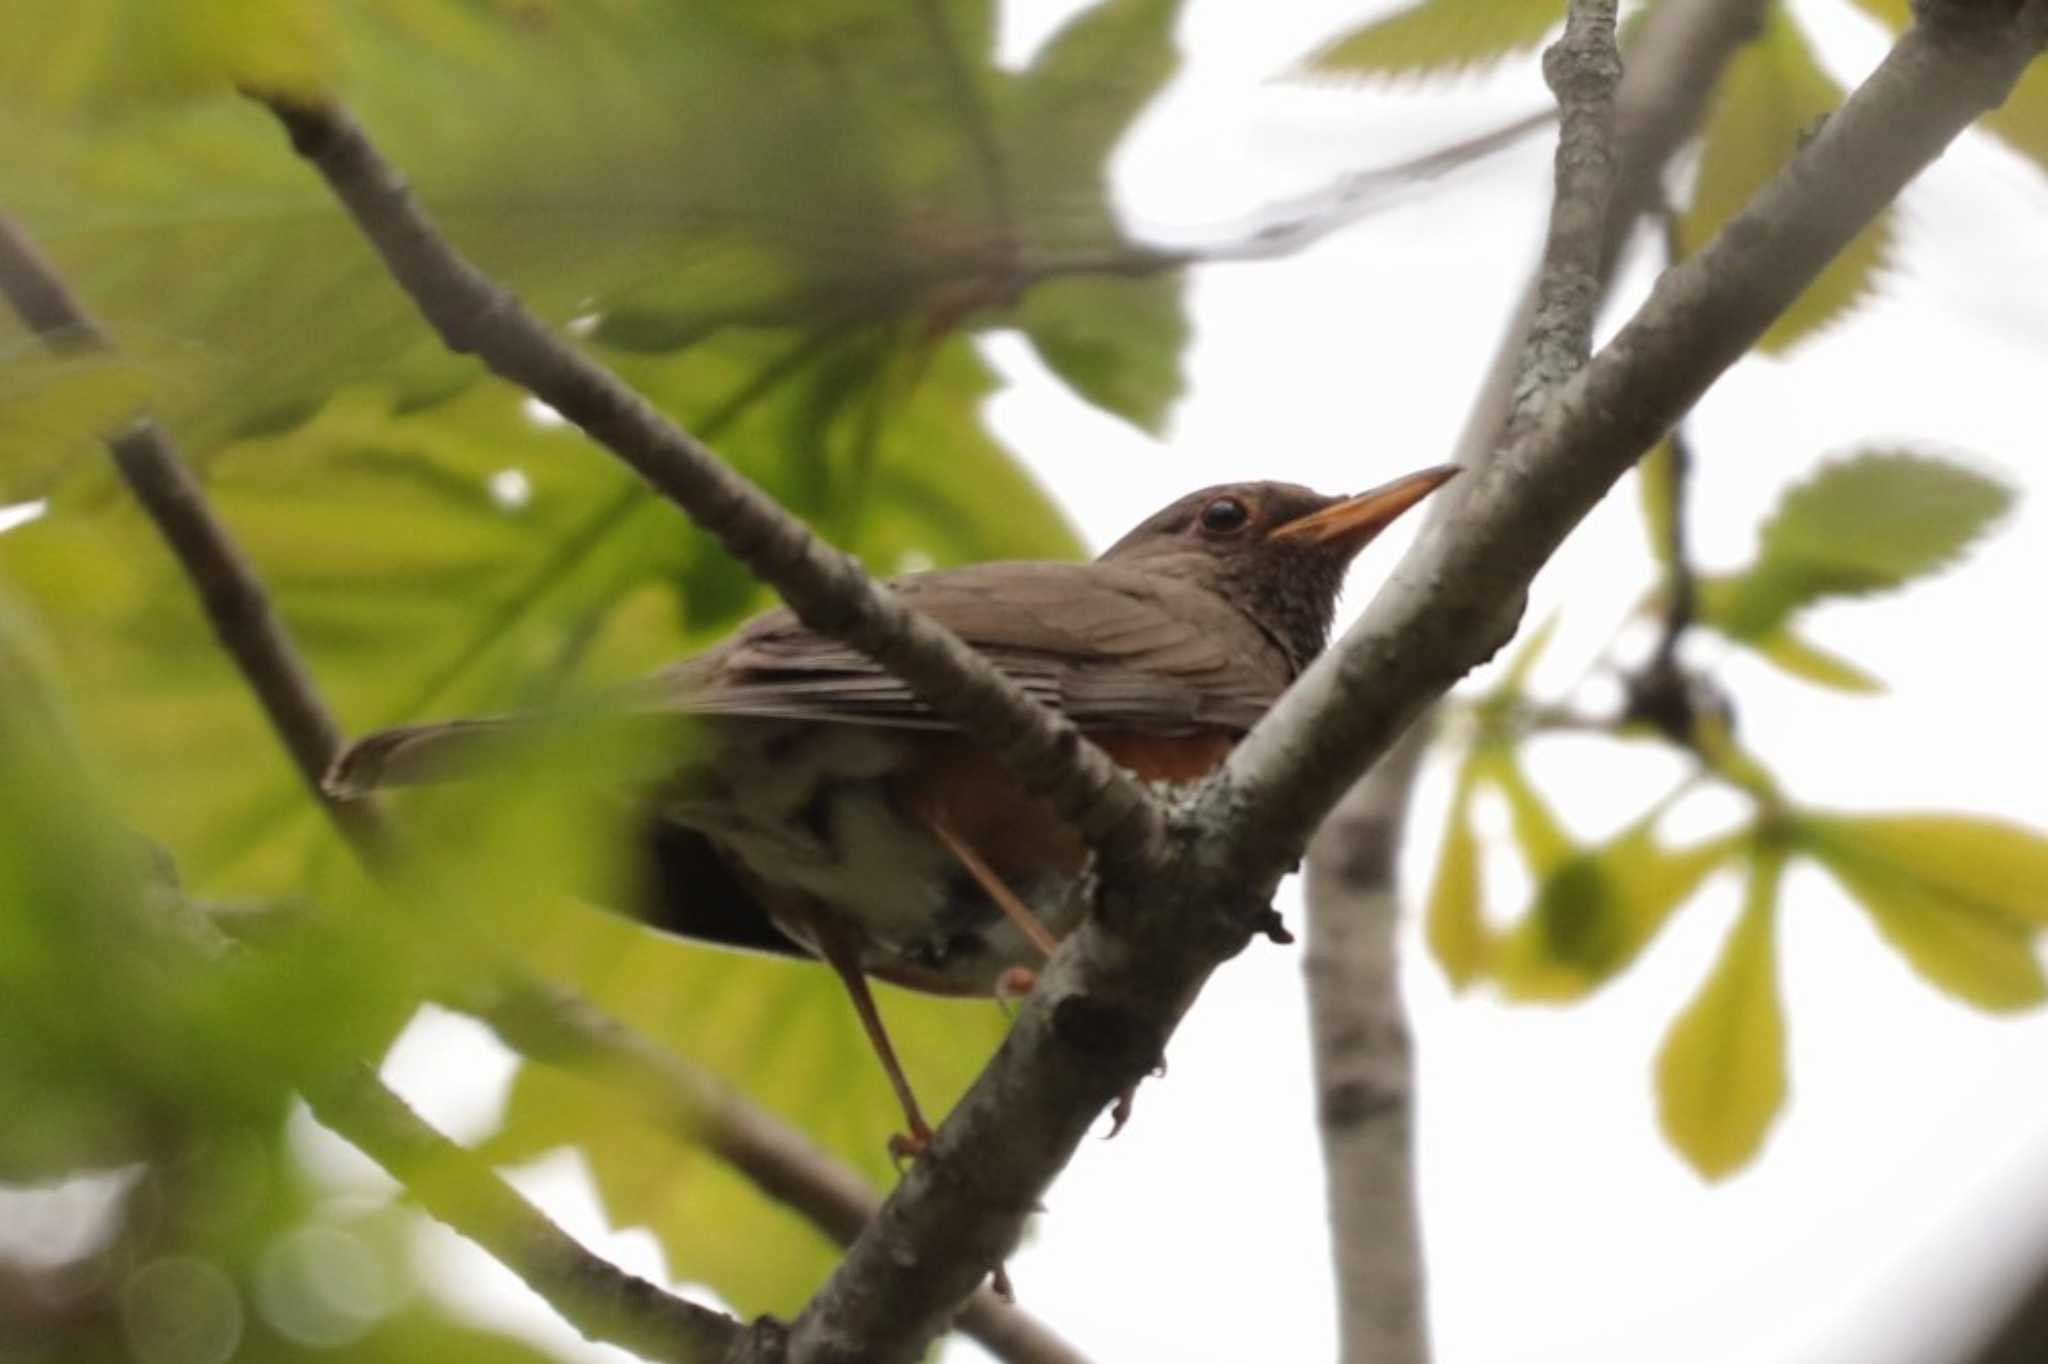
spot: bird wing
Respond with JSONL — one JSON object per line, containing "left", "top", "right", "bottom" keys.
{"left": 650, "top": 561, "right": 1290, "bottom": 734}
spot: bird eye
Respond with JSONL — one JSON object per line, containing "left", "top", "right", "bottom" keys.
{"left": 1198, "top": 497, "right": 1250, "bottom": 534}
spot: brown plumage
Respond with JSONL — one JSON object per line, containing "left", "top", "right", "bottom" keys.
{"left": 330, "top": 467, "right": 1458, "bottom": 1152}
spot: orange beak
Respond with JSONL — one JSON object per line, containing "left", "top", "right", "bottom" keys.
{"left": 1269, "top": 464, "right": 1462, "bottom": 550}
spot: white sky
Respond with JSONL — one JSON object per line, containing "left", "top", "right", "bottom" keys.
{"left": 306, "top": 2, "right": 2048, "bottom": 1362}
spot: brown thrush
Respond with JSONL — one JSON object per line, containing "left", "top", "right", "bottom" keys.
{"left": 329, "top": 465, "right": 1457, "bottom": 1155}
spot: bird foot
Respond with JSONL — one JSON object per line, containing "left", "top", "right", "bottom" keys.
{"left": 888, "top": 1118, "right": 936, "bottom": 1170}
{"left": 990, "top": 1262, "right": 1015, "bottom": 1301}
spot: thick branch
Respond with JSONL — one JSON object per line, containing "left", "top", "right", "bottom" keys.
{"left": 1303, "top": 726, "right": 1430, "bottom": 1364}
{"left": 306, "top": 1065, "right": 756, "bottom": 1364}
{"left": 256, "top": 96, "right": 1164, "bottom": 879}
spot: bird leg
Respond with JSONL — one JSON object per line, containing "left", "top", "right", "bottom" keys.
{"left": 924, "top": 816, "right": 1062, "bottom": 959}
{"left": 921, "top": 818, "right": 1158, "bottom": 1141}
{"left": 814, "top": 924, "right": 935, "bottom": 1164}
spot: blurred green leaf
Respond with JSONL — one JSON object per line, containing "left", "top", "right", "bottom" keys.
{"left": 1682, "top": 7, "right": 1892, "bottom": 352}
{"left": 0, "top": 348, "right": 154, "bottom": 499}
{"left": 1302, "top": 0, "right": 1566, "bottom": 78}
{"left": 1803, "top": 813, "right": 2048, "bottom": 1011}
{"left": 1014, "top": 273, "right": 1188, "bottom": 434}
{"left": 1655, "top": 844, "right": 1786, "bottom": 1179}
{"left": 1803, "top": 812, "right": 2048, "bottom": 928}
{"left": 1701, "top": 450, "right": 2013, "bottom": 641}
{"left": 1479, "top": 744, "right": 1574, "bottom": 879}
{"left": 1495, "top": 822, "right": 1743, "bottom": 1001}
{"left": 0, "top": 0, "right": 337, "bottom": 114}
{"left": 1425, "top": 756, "right": 1490, "bottom": 987}
{"left": 0, "top": 597, "right": 404, "bottom": 1185}
{"left": 489, "top": 911, "right": 1008, "bottom": 1318}
{"left": 1748, "top": 626, "right": 1883, "bottom": 693}
{"left": 1, "top": 0, "right": 1187, "bottom": 454}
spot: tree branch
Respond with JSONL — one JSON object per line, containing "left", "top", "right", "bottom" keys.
{"left": 1303, "top": 725, "right": 1430, "bottom": 1364}
{"left": 1210, "top": 0, "right": 2044, "bottom": 885}
{"left": 0, "top": 210, "right": 1091, "bottom": 1364}
{"left": 254, "top": 95, "right": 1165, "bottom": 880}
{"left": 776, "top": 11, "right": 2047, "bottom": 1358}
{"left": 305, "top": 1064, "right": 760, "bottom": 1364}
{"left": 1508, "top": 0, "right": 1622, "bottom": 433}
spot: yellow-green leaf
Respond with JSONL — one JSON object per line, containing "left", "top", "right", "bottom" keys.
{"left": 1750, "top": 627, "right": 1883, "bottom": 693}
{"left": 1013, "top": 273, "right": 1188, "bottom": 435}
{"left": 1655, "top": 847, "right": 1787, "bottom": 1179}
{"left": 1804, "top": 816, "right": 2048, "bottom": 1011}
{"left": 1682, "top": 8, "right": 1893, "bottom": 352}
{"left": 0, "top": 351, "right": 154, "bottom": 500}
{"left": 1478, "top": 745, "right": 1574, "bottom": 879}
{"left": 1704, "top": 450, "right": 2013, "bottom": 640}
{"left": 1425, "top": 757, "right": 1489, "bottom": 987}
{"left": 1494, "top": 824, "right": 1742, "bottom": 1001}
{"left": 1302, "top": 0, "right": 1566, "bottom": 79}
{"left": 1803, "top": 812, "right": 2048, "bottom": 928}
{"left": 0, "top": 0, "right": 336, "bottom": 115}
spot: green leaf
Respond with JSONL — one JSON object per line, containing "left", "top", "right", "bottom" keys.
{"left": 1478, "top": 745, "right": 1574, "bottom": 879}
{"left": 2, "top": 0, "right": 1191, "bottom": 458}
{"left": 1802, "top": 812, "right": 2048, "bottom": 929}
{"left": 1749, "top": 626, "right": 1883, "bottom": 693}
{"left": 0, "top": 348, "right": 154, "bottom": 499}
{"left": 1302, "top": 0, "right": 1566, "bottom": 79}
{"left": 0, "top": 0, "right": 337, "bottom": 114}
{"left": 1802, "top": 814, "right": 2048, "bottom": 1011}
{"left": 1655, "top": 846, "right": 1787, "bottom": 1179}
{"left": 1013, "top": 273, "right": 1188, "bottom": 434}
{"left": 1425, "top": 756, "right": 1490, "bottom": 988}
{"left": 1704, "top": 450, "right": 2013, "bottom": 640}
{"left": 1494, "top": 824, "right": 1742, "bottom": 1001}
{"left": 488, "top": 913, "right": 1009, "bottom": 1318}
{"left": 1682, "top": 7, "right": 1893, "bottom": 352}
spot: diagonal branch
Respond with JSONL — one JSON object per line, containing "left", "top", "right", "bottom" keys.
{"left": 0, "top": 210, "right": 1092, "bottom": 1364}
{"left": 256, "top": 95, "right": 1165, "bottom": 880}
{"left": 781, "top": 8, "right": 2048, "bottom": 1360}
{"left": 306, "top": 1064, "right": 760, "bottom": 1364}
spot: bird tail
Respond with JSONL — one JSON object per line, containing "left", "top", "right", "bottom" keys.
{"left": 324, "top": 717, "right": 532, "bottom": 796}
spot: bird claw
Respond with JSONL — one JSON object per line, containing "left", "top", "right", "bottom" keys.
{"left": 990, "top": 1263, "right": 1015, "bottom": 1301}
{"left": 888, "top": 1120, "right": 936, "bottom": 1170}
{"left": 1105, "top": 1085, "right": 1137, "bottom": 1139}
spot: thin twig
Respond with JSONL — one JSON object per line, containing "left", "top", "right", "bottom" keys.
{"left": 1448, "top": 0, "right": 1775, "bottom": 468}
{"left": 256, "top": 95, "right": 1166, "bottom": 880}
{"left": 1507, "top": 0, "right": 1624, "bottom": 435}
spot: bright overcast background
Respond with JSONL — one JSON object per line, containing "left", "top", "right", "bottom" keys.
{"left": 91, "top": 2, "right": 2047, "bottom": 1362}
